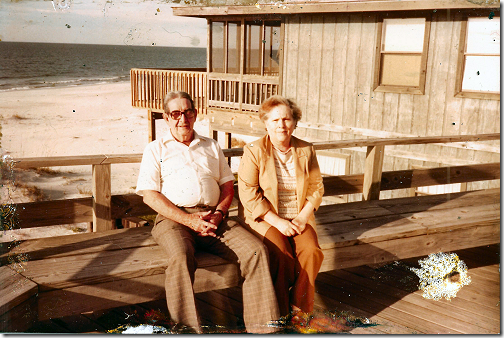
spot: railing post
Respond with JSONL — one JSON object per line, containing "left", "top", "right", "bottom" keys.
{"left": 92, "top": 163, "right": 113, "bottom": 232}
{"left": 225, "top": 132, "right": 232, "bottom": 166}
{"left": 148, "top": 109, "right": 156, "bottom": 142}
{"left": 362, "top": 145, "right": 385, "bottom": 201}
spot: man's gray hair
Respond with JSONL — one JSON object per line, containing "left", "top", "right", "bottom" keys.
{"left": 163, "top": 91, "right": 195, "bottom": 113}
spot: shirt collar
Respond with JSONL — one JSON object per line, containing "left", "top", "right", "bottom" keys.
{"left": 160, "top": 130, "right": 203, "bottom": 147}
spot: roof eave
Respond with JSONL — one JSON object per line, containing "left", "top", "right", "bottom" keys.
{"left": 172, "top": 0, "right": 500, "bottom": 17}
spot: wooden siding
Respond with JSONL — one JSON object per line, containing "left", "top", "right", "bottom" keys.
{"left": 282, "top": 11, "right": 499, "bottom": 201}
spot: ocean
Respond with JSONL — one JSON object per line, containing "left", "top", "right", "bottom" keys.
{"left": 0, "top": 41, "right": 206, "bottom": 92}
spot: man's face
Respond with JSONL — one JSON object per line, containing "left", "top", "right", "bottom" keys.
{"left": 164, "top": 98, "right": 197, "bottom": 143}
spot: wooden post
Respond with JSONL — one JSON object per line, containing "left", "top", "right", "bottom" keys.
{"left": 362, "top": 145, "right": 385, "bottom": 201}
{"left": 211, "top": 126, "right": 218, "bottom": 141}
{"left": 148, "top": 109, "right": 156, "bottom": 142}
{"left": 92, "top": 163, "right": 113, "bottom": 232}
{"left": 224, "top": 132, "right": 232, "bottom": 166}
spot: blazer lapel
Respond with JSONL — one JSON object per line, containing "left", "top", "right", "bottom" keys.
{"left": 292, "top": 137, "right": 307, "bottom": 213}
{"left": 263, "top": 136, "right": 278, "bottom": 213}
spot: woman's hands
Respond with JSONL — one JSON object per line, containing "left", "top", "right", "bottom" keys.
{"left": 264, "top": 211, "right": 305, "bottom": 237}
{"left": 263, "top": 201, "right": 315, "bottom": 237}
{"left": 274, "top": 219, "right": 298, "bottom": 237}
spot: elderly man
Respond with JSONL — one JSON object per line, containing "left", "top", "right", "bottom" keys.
{"left": 136, "top": 91, "right": 279, "bottom": 333}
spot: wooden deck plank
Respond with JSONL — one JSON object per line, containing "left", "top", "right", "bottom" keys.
{"left": 36, "top": 262, "right": 240, "bottom": 321}
{"left": 315, "top": 203, "right": 394, "bottom": 222}
{"left": 318, "top": 214, "right": 427, "bottom": 248}
{"left": 195, "top": 297, "right": 242, "bottom": 329}
{"left": 212, "top": 286, "right": 243, "bottom": 304}
{"left": 81, "top": 308, "right": 133, "bottom": 333}
{"left": 378, "top": 188, "right": 499, "bottom": 214}
{"left": 313, "top": 291, "right": 414, "bottom": 334}
{"left": 196, "top": 290, "right": 244, "bottom": 321}
{"left": 0, "top": 296, "right": 38, "bottom": 333}
{"left": 20, "top": 246, "right": 237, "bottom": 291}
{"left": 319, "top": 221, "right": 498, "bottom": 271}
{"left": 319, "top": 202, "right": 499, "bottom": 248}
{"left": 0, "top": 266, "right": 38, "bottom": 316}
{"left": 318, "top": 271, "right": 486, "bottom": 333}
{"left": 316, "top": 273, "right": 457, "bottom": 334}
{"left": 50, "top": 313, "right": 108, "bottom": 334}
{"left": 333, "top": 267, "right": 500, "bottom": 333}
{"left": 345, "top": 263, "right": 501, "bottom": 319}
{"left": 317, "top": 189, "right": 499, "bottom": 249}
{"left": 469, "top": 267, "right": 500, "bottom": 283}
{"left": 359, "top": 252, "right": 501, "bottom": 317}
{"left": 1, "top": 226, "right": 156, "bottom": 264}
{"left": 462, "top": 274, "right": 500, "bottom": 298}
{"left": 26, "top": 320, "right": 72, "bottom": 333}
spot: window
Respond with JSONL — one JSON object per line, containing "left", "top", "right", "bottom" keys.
{"left": 374, "top": 16, "right": 431, "bottom": 94}
{"left": 456, "top": 16, "right": 500, "bottom": 100}
{"left": 245, "top": 20, "right": 281, "bottom": 76}
{"left": 210, "top": 21, "right": 241, "bottom": 74}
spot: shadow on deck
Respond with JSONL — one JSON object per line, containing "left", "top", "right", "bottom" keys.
{"left": 25, "top": 244, "right": 500, "bottom": 334}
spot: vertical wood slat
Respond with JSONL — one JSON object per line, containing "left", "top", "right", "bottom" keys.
{"left": 92, "top": 164, "right": 113, "bottom": 232}
{"left": 362, "top": 145, "right": 385, "bottom": 201}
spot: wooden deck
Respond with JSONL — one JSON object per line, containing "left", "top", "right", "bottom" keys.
{"left": 25, "top": 244, "right": 500, "bottom": 334}
{"left": 4, "top": 134, "right": 498, "bottom": 333}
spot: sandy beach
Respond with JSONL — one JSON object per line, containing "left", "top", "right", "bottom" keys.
{"left": 0, "top": 82, "right": 225, "bottom": 240}
{"left": 0, "top": 81, "right": 221, "bottom": 197}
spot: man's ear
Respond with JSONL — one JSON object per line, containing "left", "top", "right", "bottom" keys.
{"left": 162, "top": 112, "right": 169, "bottom": 122}
{"left": 193, "top": 109, "right": 198, "bottom": 119}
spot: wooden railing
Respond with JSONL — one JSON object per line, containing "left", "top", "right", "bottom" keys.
{"left": 7, "top": 133, "right": 500, "bottom": 233}
{"left": 130, "top": 69, "right": 279, "bottom": 114}
{"left": 208, "top": 73, "right": 279, "bottom": 112}
{"left": 130, "top": 68, "right": 207, "bottom": 113}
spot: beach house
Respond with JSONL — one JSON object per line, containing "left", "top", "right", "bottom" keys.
{"left": 131, "top": 0, "right": 500, "bottom": 200}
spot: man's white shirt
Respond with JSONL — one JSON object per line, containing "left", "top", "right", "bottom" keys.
{"left": 136, "top": 131, "right": 234, "bottom": 207}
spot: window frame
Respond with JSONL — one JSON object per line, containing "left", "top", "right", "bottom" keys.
{"left": 454, "top": 14, "right": 500, "bottom": 100}
{"left": 209, "top": 20, "right": 242, "bottom": 74}
{"left": 373, "top": 13, "right": 431, "bottom": 95}
{"left": 244, "top": 19, "right": 281, "bottom": 76}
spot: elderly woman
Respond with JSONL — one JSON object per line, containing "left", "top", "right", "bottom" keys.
{"left": 238, "top": 95, "right": 324, "bottom": 318}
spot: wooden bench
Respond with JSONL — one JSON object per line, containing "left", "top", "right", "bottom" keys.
{"left": 1, "top": 188, "right": 499, "bottom": 331}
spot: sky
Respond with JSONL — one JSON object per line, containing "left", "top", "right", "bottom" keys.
{"left": 0, "top": 0, "right": 208, "bottom": 47}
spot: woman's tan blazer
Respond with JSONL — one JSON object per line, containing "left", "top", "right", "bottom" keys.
{"left": 237, "top": 135, "right": 324, "bottom": 237}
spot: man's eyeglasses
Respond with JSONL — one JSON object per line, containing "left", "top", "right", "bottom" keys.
{"left": 166, "top": 109, "right": 196, "bottom": 120}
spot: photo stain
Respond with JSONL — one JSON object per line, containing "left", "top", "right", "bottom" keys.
{"left": 1, "top": 155, "right": 28, "bottom": 274}
{"left": 410, "top": 252, "right": 471, "bottom": 301}
{"left": 107, "top": 308, "right": 377, "bottom": 334}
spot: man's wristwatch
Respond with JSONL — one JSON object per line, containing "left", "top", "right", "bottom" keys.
{"left": 215, "top": 209, "right": 228, "bottom": 218}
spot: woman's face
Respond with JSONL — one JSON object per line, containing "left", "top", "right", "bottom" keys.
{"left": 264, "top": 104, "right": 296, "bottom": 146}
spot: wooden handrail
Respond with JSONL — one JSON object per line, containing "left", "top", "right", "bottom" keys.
{"left": 13, "top": 133, "right": 499, "bottom": 169}
{"left": 7, "top": 133, "right": 499, "bottom": 232}
{"left": 311, "top": 133, "right": 500, "bottom": 150}
{"left": 10, "top": 163, "right": 500, "bottom": 230}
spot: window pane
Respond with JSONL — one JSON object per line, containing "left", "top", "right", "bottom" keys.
{"left": 380, "top": 54, "right": 422, "bottom": 86}
{"left": 211, "top": 22, "right": 225, "bottom": 73}
{"left": 383, "top": 18, "right": 425, "bottom": 52}
{"left": 227, "top": 22, "right": 241, "bottom": 74}
{"left": 245, "top": 22, "right": 261, "bottom": 75}
{"left": 264, "top": 23, "right": 281, "bottom": 76}
{"left": 462, "top": 55, "right": 500, "bottom": 92}
{"left": 466, "top": 17, "right": 500, "bottom": 54}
